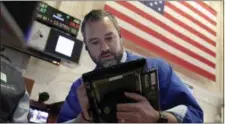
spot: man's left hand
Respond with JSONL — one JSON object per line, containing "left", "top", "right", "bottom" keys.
{"left": 117, "top": 92, "right": 159, "bottom": 123}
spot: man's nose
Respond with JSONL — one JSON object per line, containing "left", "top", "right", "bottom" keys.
{"left": 100, "top": 42, "right": 110, "bottom": 51}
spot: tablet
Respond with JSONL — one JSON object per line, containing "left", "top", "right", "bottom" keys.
{"left": 82, "top": 58, "right": 160, "bottom": 122}
{"left": 28, "top": 107, "right": 49, "bottom": 123}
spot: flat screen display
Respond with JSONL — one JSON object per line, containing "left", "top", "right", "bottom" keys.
{"left": 29, "top": 108, "right": 49, "bottom": 123}
{"left": 55, "top": 35, "right": 75, "bottom": 57}
{"left": 35, "top": 1, "right": 81, "bottom": 37}
{"left": 45, "top": 28, "right": 83, "bottom": 63}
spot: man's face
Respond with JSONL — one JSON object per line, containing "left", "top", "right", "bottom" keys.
{"left": 84, "top": 17, "right": 124, "bottom": 68}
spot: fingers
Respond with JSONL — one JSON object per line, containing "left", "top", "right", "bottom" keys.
{"left": 77, "top": 83, "right": 86, "bottom": 96}
{"left": 77, "top": 83, "right": 88, "bottom": 108}
{"left": 117, "top": 112, "right": 137, "bottom": 123}
{"left": 124, "top": 92, "right": 146, "bottom": 102}
{"left": 117, "top": 92, "right": 147, "bottom": 112}
{"left": 117, "top": 103, "right": 139, "bottom": 112}
{"left": 118, "top": 119, "right": 125, "bottom": 123}
{"left": 78, "top": 113, "right": 92, "bottom": 123}
{"left": 82, "top": 109, "right": 92, "bottom": 121}
{"left": 77, "top": 82, "right": 92, "bottom": 120}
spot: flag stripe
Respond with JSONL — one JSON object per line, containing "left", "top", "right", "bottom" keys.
{"left": 169, "top": 2, "right": 216, "bottom": 36}
{"left": 120, "top": 28, "right": 216, "bottom": 81}
{"left": 129, "top": 1, "right": 216, "bottom": 52}
{"left": 196, "top": 0, "right": 217, "bottom": 16}
{"left": 116, "top": 1, "right": 216, "bottom": 56}
{"left": 165, "top": 2, "right": 216, "bottom": 36}
{"left": 104, "top": 2, "right": 215, "bottom": 67}
{"left": 164, "top": 7, "right": 216, "bottom": 47}
{"left": 188, "top": 1, "right": 216, "bottom": 21}
{"left": 181, "top": 1, "right": 216, "bottom": 26}
{"left": 116, "top": 18, "right": 215, "bottom": 74}
{"left": 117, "top": 1, "right": 216, "bottom": 63}
{"left": 203, "top": 1, "right": 211, "bottom": 6}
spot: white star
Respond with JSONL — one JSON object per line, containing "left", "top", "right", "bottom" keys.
{"left": 158, "top": 8, "right": 161, "bottom": 11}
{"left": 154, "top": 1, "right": 158, "bottom": 5}
{"left": 149, "top": 2, "right": 153, "bottom": 6}
{"left": 159, "top": 1, "right": 162, "bottom": 4}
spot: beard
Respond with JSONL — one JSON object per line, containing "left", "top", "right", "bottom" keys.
{"left": 99, "top": 55, "right": 119, "bottom": 68}
{"left": 89, "top": 49, "right": 123, "bottom": 68}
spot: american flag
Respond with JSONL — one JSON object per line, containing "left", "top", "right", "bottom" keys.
{"left": 104, "top": 1, "right": 217, "bottom": 81}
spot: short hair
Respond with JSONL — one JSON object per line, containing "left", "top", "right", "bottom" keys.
{"left": 81, "top": 9, "right": 120, "bottom": 42}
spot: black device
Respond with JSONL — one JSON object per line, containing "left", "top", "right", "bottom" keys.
{"left": 35, "top": 1, "right": 81, "bottom": 37}
{"left": 44, "top": 28, "right": 83, "bottom": 63}
{"left": 82, "top": 58, "right": 160, "bottom": 122}
{"left": 28, "top": 107, "right": 49, "bottom": 123}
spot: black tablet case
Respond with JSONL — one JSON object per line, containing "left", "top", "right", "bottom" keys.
{"left": 82, "top": 58, "right": 160, "bottom": 122}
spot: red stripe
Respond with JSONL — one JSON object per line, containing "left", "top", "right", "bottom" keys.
{"left": 104, "top": 5, "right": 215, "bottom": 68}
{"left": 113, "top": 1, "right": 216, "bottom": 57}
{"left": 165, "top": 2, "right": 216, "bottom": 36}
{"left": 195, "top": 0, "right": 217, "bottom": 16}
{"left": 120, "top": 28, "right": 215, "bottom": 81}
{"left": 164, "top": 11, "right": 216, "bottom": 47}
{"left": 182, "top": 1, "right": 216, "bottom": 26}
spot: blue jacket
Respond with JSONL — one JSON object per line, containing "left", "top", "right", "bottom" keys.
{"left": 57, "top": 52, "right": 203, "bottom": 123}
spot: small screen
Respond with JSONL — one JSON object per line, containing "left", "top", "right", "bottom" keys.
{"left": 29, "top": 108, "right": 49, "bottom": 123}
{"left": 55, "top": 35, "right": 75, "bottom": 57}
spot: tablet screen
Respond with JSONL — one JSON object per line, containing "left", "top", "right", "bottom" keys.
{"left": 28, "top": 108, "right": 49, "bottom": 123}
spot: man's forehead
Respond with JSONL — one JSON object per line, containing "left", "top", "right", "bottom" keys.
{"left": 85, "top": 16, "right": 114, "bottom": 30}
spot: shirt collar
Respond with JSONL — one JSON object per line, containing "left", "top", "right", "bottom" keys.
{"left": 120, "top": 50, "right": 127, "bottom": 63}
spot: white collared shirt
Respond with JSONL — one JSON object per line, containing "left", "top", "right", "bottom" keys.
{"left": 120, "top": 51, "right": 127, "bottom": 63}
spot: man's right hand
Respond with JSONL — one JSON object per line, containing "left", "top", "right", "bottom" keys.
{"left": 76, "top": 82, "right": 93, "bottom": 121}
{"left": 75, "top": 113, "right": 92, "bottom": 123}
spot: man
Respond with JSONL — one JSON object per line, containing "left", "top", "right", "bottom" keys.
{"left": 57, "top": 9, "right": 203, "bottom": 123}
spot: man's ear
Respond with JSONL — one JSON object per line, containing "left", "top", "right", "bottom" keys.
{"left": 119, "top": 33, "right": 124, "bottom": 44}
{"left": 84, "top": 40, "right": 88, "bottom": 51}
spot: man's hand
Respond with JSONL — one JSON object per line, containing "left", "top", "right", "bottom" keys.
{"left": 76, "top": 82, "right": 92, "bottom": 121}
{"left": 74, "top": 113, "right": 92, "bottom": 123}
{"left": 117, "top": 92, "right": 159, "bottom": 123}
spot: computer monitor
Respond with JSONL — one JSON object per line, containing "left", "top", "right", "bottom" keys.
{"left": 44, "top": 28, "right": 83, "bottom": 63}
{"left": 28, "top": 107, "right": 49, "bottom": 123}
{"left": 55, "top": 35, "right": 75, "bottom": 57}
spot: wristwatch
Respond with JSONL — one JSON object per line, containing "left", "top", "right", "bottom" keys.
{"left": 157, "top": 111, "right": 168, "bottom": 123}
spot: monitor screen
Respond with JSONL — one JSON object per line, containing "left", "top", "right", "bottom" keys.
{"left": 44, "top": 28, "right": 83, "bottom": 63}
{"left": 55, "top": 35, "right": 75, "bottom": 57}
{"left": 29, "top": 108, "right": 49, "bottom": 123}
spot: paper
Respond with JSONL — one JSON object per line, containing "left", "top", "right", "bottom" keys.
{"left": 1, "top": 72, "right": 7, "bottom": 83}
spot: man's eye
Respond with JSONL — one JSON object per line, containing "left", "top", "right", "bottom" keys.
{"left": 105, "top": 37, "right": 113, "bottom": 41}
{"left": 91, "top": 41, "right": 99, "bottom": 45}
